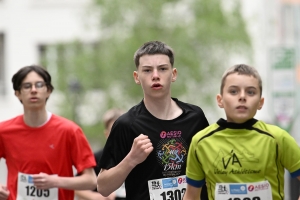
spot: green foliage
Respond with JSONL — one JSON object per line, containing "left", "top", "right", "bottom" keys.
{"left": 90, "top": 0, "right": 252, "bottom": 106}
{"left": 42, "top": 0, "right": 252, "bottom": 144}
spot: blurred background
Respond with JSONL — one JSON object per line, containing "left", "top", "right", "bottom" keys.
{"left": 0, "top": 0, "right": 300, "bottom": 198}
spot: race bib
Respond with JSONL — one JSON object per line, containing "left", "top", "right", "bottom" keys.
{"left": 148, "top": 175, "right": 186, "bottom": 200}
{"left": 17, "top": 172, "right": 58, "bottom": 200}
{"left": 215, "top": 180, "right": 272, "bottom": 200}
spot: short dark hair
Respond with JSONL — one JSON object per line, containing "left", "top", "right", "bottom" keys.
{"left": 133, "top": 41, "right": 174, "bottom": 68}
{"left": 12, "top": 65, "right": 54, "bottom": 92}
{"left": 220, "top": 64, "right": 262, "bottom": 96}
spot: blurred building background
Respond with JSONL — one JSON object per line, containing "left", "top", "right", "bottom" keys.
{"left": 0, "top": 0, "right": 300, "bottom": 198}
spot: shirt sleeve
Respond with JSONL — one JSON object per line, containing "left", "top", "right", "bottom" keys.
{"left": 71, "top": 127, "right": 96, "bottom": 174}
{"left": 99, "top": 117, "right": 133, "bottom": 170}
{"left": 280, "top": 129, "right": 300, "bottom": 177}
{"left": 186, "top": 134, "right": 206, "bottom": 188}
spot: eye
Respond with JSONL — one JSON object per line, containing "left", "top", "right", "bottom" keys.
{"left": 143, "top": 69, "right": 151, "bottom": 72}
{"left": 22, "top": 83, "right": 32, "bottom": 89}
{"left": 247, "top": 90, "right": 256, "bottom": 95}
{"left": 160, "top": 67, "right": 167, "bottom": 71}
{"left": 229, "top": 89, "right": 237, "bottom": 94}
{"left": 35, "top": 82, "right": 45, "bottom": 88}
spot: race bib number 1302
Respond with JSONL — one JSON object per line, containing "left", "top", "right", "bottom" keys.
{"left": 148, "top": 175, "right": 186, "bottom": 200}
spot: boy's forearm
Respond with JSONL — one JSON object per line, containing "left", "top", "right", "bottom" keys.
{"left": 183, "top": 185, "right": 202, "bottom": 200}
{"left": 57, "top": 168, "right": 97, "bottom": 190}
{"left": 97, "top": 156, "right": 136, "bottom": 196}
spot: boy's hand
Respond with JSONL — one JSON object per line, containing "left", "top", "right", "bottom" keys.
{"left": 32, "top": 173, "right": 58, "bottom": 189}
{"left": 0, "top": 185, "right": 9, "bottom": 200}
{"left": 128, "top": 134, "right": 154, "bottom": 167}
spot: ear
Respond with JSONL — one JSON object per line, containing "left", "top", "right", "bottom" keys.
{"left": 257, "top": 97, "right": 264, "bottom": 110}
{"left": 133, "top": 71, "right": 140, "bottom": 84}
{"left": 216, "top": 94, "right": 224, "bottom": 108}
{"left": 46, "top": 89, "right": 52, "bottom": 98}
{"left": 171, "top": 68, "right": 177, "bottom": 82}
{"left": 15, "top": 91, "right": 21, "bottom": 100}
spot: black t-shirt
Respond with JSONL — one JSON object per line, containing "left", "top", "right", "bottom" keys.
{"left": 93, "top": 149, "right": 103, "bottom": 191}
{"left": 94, "top": 150, "right": 103, "bottom": 172}
{"left": 99, "top": 98, "right": 209, "bottom": 200}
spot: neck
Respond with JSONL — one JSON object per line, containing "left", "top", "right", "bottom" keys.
{"left": 23, "top": 109, "right": 48, "bottom": 127}
{"left": 143, "top": 96, "right": 182, "bottom": 120}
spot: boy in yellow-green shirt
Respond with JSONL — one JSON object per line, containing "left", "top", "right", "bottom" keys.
{"left": 184, "top": 64, "right": 300, "bottom": 200}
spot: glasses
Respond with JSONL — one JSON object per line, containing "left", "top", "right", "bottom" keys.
{"left": 20, "top": 81, "right": 47, "bottom": 92}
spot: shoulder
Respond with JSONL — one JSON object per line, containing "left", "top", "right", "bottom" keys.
{"left": 174, "top": 98, "right": 205, "bottom": 114}
{"left": 192, "top": 123, "right": 220, "bottom": 141}
{"left": 173, "top": 98, "right": 208, "bottom": 125}
{"left": 0, "top": 115, "right": 22, "bottom": 124}
{"left": 114, "top": 101, "right": 145, "bottom": 126}
{"left": 48, "top": 114, "right": 81, "bottom": 131}
{"left": 50, "top": 114, "right": 77, "bottom": 125}
{"left": 0, "top": 115, "right": 23, "bottom": 132}
{"left": 253, "top": 120, "right": 290, "bottom": 139}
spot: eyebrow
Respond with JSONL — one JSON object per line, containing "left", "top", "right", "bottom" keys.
{"left": 140, "top": 64, "right": 169, "bottom": 68}
{"left": 228, "top": 85, "right": 258, "bottom": 89}
{"left": 22, "top": 81, "right": 44, "bottom": 84}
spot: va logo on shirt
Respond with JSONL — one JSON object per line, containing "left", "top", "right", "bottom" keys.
{"left": 214, "top": 149, "right": 259, "bottom": 169}
{"left": 213, "top": 149, "right": 260, "bottom": 175}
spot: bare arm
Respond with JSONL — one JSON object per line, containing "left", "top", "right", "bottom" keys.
{"left": 97, "top": 134, "right": 153, "bottom": 197}
{"left": 183, "top": 184, "right": 202, "bottom": 200}
{"left": 0, "top": 184, "right": 9, "bottom": 200}
{"left": 75, "top": 190, "right": 116, "bottom": 200}
{"left": 32, "top": 167, "right": 96, "bottom": 190}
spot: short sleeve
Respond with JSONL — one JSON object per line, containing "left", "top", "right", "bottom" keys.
{"left": 71, "top": 127, "right": 96, "bottom": 174}
{"left": 280, "top": 130, "right": 300, "bottom": 177}
{"left": 186, "top": 135, "right": 205, "bottom": 187}
{"left": 99, "top": 116, "right": 134, "bottom": 170}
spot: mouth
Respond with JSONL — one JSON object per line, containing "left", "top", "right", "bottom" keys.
{"left": 151, "top": 83, "right": 162, "bottom": 89}
{"left": 236, "top": 106, "right": 247, "bottom": 110}
{"left": 30, "top": 97, "right": 39, "bottom": 102}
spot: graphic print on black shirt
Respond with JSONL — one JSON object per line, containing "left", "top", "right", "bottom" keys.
{"left": 156, "top": 132, "right": 188, "bottom": 177}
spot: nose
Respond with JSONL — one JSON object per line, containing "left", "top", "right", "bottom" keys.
{"left": 239, "top": 91, "right": 246, "bottom": 101}
{"left": 30, "top": 85, "right": 38, "bottom": 92}
{"left": 152, "top": 69, "right": 159, "bottom": 80}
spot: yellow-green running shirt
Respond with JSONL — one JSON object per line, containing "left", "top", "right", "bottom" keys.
{"left": 186, "top": 118, "right": 300, "bottom": 200}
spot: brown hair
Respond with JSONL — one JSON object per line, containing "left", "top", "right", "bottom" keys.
{"left": 220, "top": 64, "right": 262, "bottom": 96}
{"left": 12, "top": 65, "right": 54, "bottom": 92}
{"left": 133, "top": 41, "right": 174, "bottom": 68}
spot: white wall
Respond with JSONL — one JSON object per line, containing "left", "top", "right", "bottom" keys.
{"left": 0, "top": 0, "right": 98, "bottom": 121}
{"left": 0, "top": 0, "right": 98, "bottom": 185}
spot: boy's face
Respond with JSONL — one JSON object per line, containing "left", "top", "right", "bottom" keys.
{"left": 133, "top": 54, "right": 177, "bottom": 99}
{"left": 216, "top": 73, "right": 264, "bottom": 123}
{"left": 15, "top": 71, "right": 51, "bottom": 109}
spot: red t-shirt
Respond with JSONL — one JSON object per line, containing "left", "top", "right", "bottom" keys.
{"left": 0, "top": 114, "right": 96, "bottom": 200}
